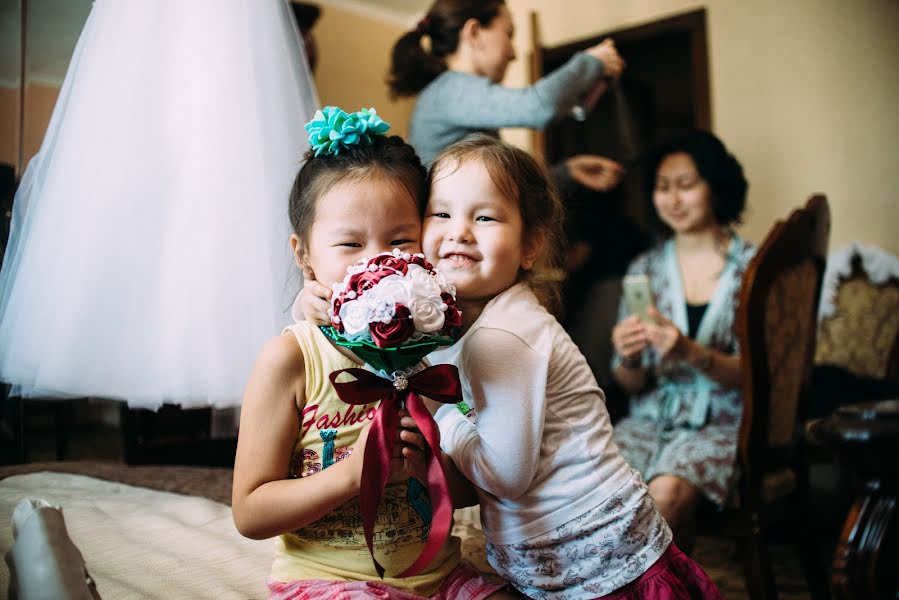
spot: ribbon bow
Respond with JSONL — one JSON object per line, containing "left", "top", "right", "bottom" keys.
{"left": 329, "top": 364, "right": 461, "bottom": 578}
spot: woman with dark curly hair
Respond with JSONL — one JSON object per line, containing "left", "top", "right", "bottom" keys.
{"left": 609, "top": 130, "right": 756, "bottom": 553}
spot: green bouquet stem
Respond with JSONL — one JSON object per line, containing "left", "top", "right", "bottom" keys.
{"left": 319, "top": 326, "right": 456, "bottom": 376}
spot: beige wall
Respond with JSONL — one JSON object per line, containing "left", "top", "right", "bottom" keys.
{"left": 312, "top": 5, "right": 415, "bottom": 138}
{"left": 503, "top": 0, "right": 898, "bottom": 254}
{"left": 13, "top": 1, "right": 897, "bottom": 256}
{"left": 1, "top": 83, "right": 61, "bottom": 173}
{"left": 315, "top": 0, "right": 897, "bottom": 253}
{"left": 22, "top": 83, "right": 59, "bottom": 169}
{"left": 0, "top": 87, "right": 17, "bottom": 168}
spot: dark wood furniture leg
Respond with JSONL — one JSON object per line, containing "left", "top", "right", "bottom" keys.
{"left": 811, "top": 399, "right": 899, "bottom": 599}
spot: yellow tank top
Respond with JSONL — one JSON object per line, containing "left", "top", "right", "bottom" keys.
{"left": 270, "top": 322, "right": 461, "bottom": 595}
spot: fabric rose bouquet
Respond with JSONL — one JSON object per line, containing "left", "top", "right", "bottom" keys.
{"left": 320, "top": 249, "right": 462, "bottom": 578}
{"left": 323, "top": 249, "right": 461, "bottom": 373}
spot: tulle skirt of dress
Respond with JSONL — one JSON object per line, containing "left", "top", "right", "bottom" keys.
{"left": 0, "top": 0, "right": 319, "bottom": 408}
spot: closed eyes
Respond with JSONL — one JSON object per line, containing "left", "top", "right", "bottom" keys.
{"left": 656, "top": 176, "right": 700, "bottom": 191}
{"left": 336, "top": 240, "right": 413, "bottom": 248}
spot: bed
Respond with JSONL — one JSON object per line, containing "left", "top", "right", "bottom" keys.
{"left": 0, "top": 461, "right": 789, "bottom": 599}
{"left": 0, "top": 461, "right": 493, "bottom": 600}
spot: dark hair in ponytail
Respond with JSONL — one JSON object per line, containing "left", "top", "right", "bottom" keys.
{"left": 387, "top": 0, "right": 505, "bottom": 98}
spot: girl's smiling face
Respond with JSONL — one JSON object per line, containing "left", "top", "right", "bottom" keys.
{"left": 423, "top": 159, "right": 536, "bottom": 306}
{"left": 295, "top": 173, "right": 422, "bottom": 288}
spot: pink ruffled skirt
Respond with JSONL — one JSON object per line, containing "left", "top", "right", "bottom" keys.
{"left": 597, "top": 543, "right": 723, "bottom": 600}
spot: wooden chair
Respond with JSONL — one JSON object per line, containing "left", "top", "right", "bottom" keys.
{"left": 816, "top": 245, "right": 899, "bottom": 382}
{"left": 805, "top": 245, "right": 899, "bottom": 422}
{"left": 700, "top": 195, "right": 831, "bottom": 599}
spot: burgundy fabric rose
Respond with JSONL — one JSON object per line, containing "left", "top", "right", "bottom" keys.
{"left": 410, "top": 255, "right": 434, "bottom": 270}
{"left": 348, "top": 269, "right": 389, "bottom": 296}
{"left": 443, "top": 305, "right": 462, "bottom": 330}
{"left": 370, "top": 304, "right": 414, "bottom": 348}
{"left": 367, "top": 254, "right": 409, "bottom": 275}
{"left": 439, "top": 292, "right": 462, "bottom": 331}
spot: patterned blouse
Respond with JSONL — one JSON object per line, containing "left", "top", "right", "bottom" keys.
{"left": 611, "top": 236, "right": 756, "bottom": 506}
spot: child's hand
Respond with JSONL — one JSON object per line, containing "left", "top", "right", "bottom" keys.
{"left": 397, "top": 410, "right": 429, "bottom": 482}
{"left": 397, "top": 412, "right": 481, "bottom": 509}
{"left": 349, "top": 413, "right": 429, "bottom": 487}
{"left": 298, "top": 273, "right": 332, "bottom": 325}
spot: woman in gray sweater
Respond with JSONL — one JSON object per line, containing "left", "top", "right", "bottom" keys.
{"left": 388, "top": 0, "right": 625, "bottom": 194}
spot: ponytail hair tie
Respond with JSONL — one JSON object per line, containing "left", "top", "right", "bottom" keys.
{"left": 416, "top": 16, "right": 430, "bottom": 34}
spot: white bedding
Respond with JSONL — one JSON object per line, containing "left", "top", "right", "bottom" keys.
{"left": 0, "top": 471, "right": 493, "bottom": 600}
{"left": 0, "top": 472, "right": 272, "bottom": 600}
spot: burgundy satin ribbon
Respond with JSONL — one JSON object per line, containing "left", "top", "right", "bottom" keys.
{"left": 328, "top": 365, "right": 461, "bottom": 578}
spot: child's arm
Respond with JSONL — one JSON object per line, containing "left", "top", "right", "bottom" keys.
{"left": 437, "top": 453, "right": 480, "bottom": 508}
{"left": 231, "top": 334, "right": 367, "bottom": 539}
{"left": 435, "top": 329, "right": 546, "bottom": 500}
{"left": 399, "top": 412, "right": 479, "bottom": 508}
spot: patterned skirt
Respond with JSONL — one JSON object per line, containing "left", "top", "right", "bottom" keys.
{"left": 485, "top": 473, "right": 672, "bottom": 599}
{"left": 612, "top": 417, "right": 739, "bottom": 507}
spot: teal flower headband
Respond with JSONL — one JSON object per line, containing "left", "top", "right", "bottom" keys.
{"left": 305, "top": 106, "right": 391, "bottom": 157}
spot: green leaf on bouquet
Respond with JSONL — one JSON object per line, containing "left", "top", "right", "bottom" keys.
{"left": 319, "top": 326, "right": 457, "bottom": 374}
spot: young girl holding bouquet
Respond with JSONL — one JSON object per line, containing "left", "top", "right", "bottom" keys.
{"left": 231, "top": 108, "right": 515, "bottom": 600}
{"left": 304, "top": 133, "right": 723, "bottom": 599}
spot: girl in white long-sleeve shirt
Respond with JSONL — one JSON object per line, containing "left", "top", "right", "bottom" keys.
{"left": 422, "top": 135, "right": 722, "bottom": 600}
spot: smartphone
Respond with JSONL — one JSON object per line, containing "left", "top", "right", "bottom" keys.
{"left": 622, "top": 274, "right": 654, "bottom": 323}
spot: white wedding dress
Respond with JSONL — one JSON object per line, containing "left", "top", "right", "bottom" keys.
{"left": 0, "top": 0, "right": 319, "bottom": 408}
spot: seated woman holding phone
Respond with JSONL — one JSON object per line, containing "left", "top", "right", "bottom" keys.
{"left": 609, "top": 130, "right": 756, "bottom": 553}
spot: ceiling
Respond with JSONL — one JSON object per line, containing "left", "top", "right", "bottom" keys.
{"left": 317, "top": 0, "right": 430, "bottom": 26}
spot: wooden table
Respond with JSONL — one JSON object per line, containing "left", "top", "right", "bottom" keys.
{"left": 810, "top": 399, "right": 899, "bottom": 599}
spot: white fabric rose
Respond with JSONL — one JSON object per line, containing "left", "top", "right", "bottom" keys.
{"left": 410, "top": 298, "right": 445, "bottom": 332}
{"left": 408, "top": 265, "right": 441, "bottom": 299}
{"left": 432, "top": 270, "right": 455, "bottom": 296}
{"left": 339, "top": 300, "right": 372, "bottom": 337}
{"left": 370, "top": 274, "right": 412, "bottom": 306}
